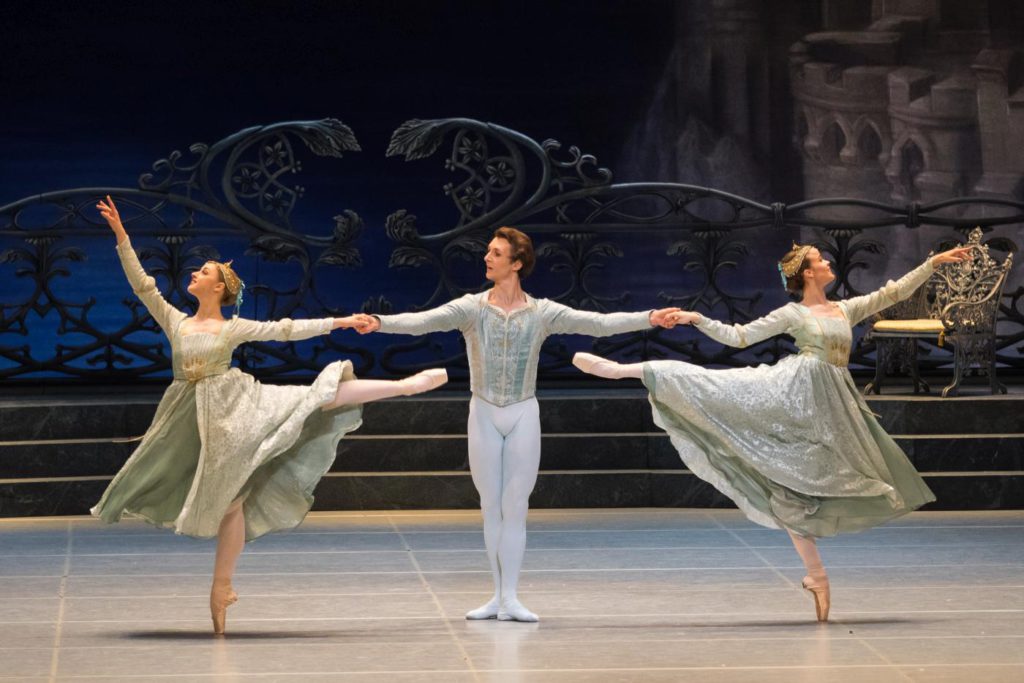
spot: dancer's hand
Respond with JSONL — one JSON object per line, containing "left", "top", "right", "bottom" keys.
{"left": 333, "top": 316, "right": 370, "bottom": 331}
{"left": 931, "top": 246, "right": 974, "bottom": 267}
{"left": 649, "top": 307, "right": 681, "bottom": 328}
{"left": 666, "top": 311, "right": 702, "bottom": 326}
{"left": 96, "top": 195, "right": 128, "bottom": 244}
{"left": 352, "top": 313, "right": 380, "bottom": 334}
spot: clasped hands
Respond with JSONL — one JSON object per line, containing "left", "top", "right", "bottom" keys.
{"left": 352, "top": 313, "right": 381, "bottom": 334}
{"left": 329, "top": 314, "right": 379, "bottom": 333}
{"left": 331, "top": 314, "right": 377, "bottom": 332}
{"left": 662, "top": 310, "right": 703, "bottom": 327}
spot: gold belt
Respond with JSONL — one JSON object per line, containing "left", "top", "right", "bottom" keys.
{"left": 177, "top": 358, "right": 228, "bottom": 383}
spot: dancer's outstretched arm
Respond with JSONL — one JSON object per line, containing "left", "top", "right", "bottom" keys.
{"left": 355, "top": 294, "right": 477, "bottom": 336}
{"left": 98, "top": 195, "right": 185, "bottom": 334}
{"left": 230, "top": 316, "right": 365, "bottom": 344}
{"left": 675, "top": 307, "right": 796, "bottom": 349}
{"left": 577, "top": 309, "right": 790, "bottom": 378}
{"left": 842, "top": 247, "right": 972, "bottom": 325}
{"left": 542, "top": 302, "right": 679, "bottom": 337}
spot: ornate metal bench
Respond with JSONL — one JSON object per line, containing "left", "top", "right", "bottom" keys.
{"left": 864, "top": 227, "right": 1014, "bottom": 396}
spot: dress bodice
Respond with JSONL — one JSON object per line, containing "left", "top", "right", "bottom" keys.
{"left": 790, "top": 308, "right": 853, "bottom": 367}
{"left": 172, "top": 327, "right": 233, "bottom": 382}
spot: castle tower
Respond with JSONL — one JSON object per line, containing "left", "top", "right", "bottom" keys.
{"left": 790, "top": 0, "right": 1023, "bottom": 206}
{"left": 972, "top": 49, "right": 1024, "bottom": 199}
{"left": 789, "top": 30, "right": 900, "bottom": 216}
{"left": 886, "top": 66, "right": 980, "bottom": 202}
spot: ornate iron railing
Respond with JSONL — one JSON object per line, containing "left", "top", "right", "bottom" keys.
{"left": 378, "top": 118, "right": 1023, "bottom": 376}
{"left": 0, "top": 120, "right": 372, "bottom": 382}
{"left": 1, "top": 117, "right": 1021, "bottom": 385}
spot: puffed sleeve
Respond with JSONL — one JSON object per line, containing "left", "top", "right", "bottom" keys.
{"left": 228, "top": 317, "right": 334, "bottom": 343}
{"left": 540, "top": 300, "right": 652, "bottom": 337}
{"left": 115, "top": 238, "right": 185, "bottom": 334}
{"left": 694, "top": 305, "right": 796, "bottom": 348}
{"left": 376, "top": 294, "right": 477, "bottom": 335}
{"left": 840, "top": 259, "right": 934, "bottom": 326}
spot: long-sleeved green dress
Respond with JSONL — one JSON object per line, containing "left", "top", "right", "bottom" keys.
{"left": 642, "top": 260, "right": 938, "bottom": 537}
{"left": 91, "top": 239, "right": 363, "bottom": 540}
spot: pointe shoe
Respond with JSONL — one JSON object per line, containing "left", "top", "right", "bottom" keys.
{"left": 802, "top": 576, "right": 830, "bottom": 622}
{"left": 497, "top": 597, "right": 539, "bottom": 623}
{"left": 465, "top": 597, "right": 501, "bottom": 620}
{"left": 571, "top": 352, "right": 623, "bottom": 380}
{"left": 399, "top": 368, "right": 448, "bottom": 396}
{"left": 210, "top": 580, "right": 238, "bottom": 635}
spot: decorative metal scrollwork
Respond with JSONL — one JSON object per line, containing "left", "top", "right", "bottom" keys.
{"left": 1, "top": 116, "right": 1022, "bottom": 385}
{"left": 0, "top": 119, "right": 370, "bottom": 382}
{"left": 379, "top": 117, "right": 1023, "bottom": 378}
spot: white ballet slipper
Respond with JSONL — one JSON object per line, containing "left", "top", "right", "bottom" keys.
{"left": 465, "top": 597, "right": 501, "bottom": 620}
{"left": 497, "top": 597, "right": 538, "bottom": 623}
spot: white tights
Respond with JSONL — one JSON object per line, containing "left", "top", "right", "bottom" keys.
{"left": 468, "top": 396, "right": 541, "bottom": 604}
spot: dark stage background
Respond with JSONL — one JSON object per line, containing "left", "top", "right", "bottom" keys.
{"left": 1, "top": 0, "right": 1022, "bottom": 384}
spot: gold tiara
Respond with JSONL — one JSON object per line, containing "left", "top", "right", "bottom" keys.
{"left": 778, "top": 244, "right": 813, "bottom": 278}
{"left": 215, "top": 260, "right": 243, "bottom": 296}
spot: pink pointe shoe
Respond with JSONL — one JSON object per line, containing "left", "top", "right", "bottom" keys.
{"left": 802, "top": 575, "right": 830, "bottom": 622}
{"left": 399, "top": 368, "right": 448, "bottom": 396}
{"left": 572, "top": 352, "right": 625, "bottom": 380}
{"left": 210, "top": 579, "right": 238, "bottom": 635}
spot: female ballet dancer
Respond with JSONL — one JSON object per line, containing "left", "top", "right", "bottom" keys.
{"left": 354, "top": 227, "right": 679, "bottom": 622}
{"left": 573, "top": 242, "right": 972, "bottom": 621}
{"left": 91, "top": 196, "right": 447, "bottom": 634}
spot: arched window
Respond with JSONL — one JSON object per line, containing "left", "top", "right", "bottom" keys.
{"left": 795, "top": 112, "right": 809, "bottom": 150}
{"left": 899, "top": 141, "right": 925, "bottom": 201}
{"left": 857, "top": 125, "right": 882, "bottom": 163}
{"left": 819, "top": 121, "right": 845, "bottom": 163}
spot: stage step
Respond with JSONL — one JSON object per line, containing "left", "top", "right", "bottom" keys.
{"left": 1, "top": 390, "right": 1022, "bottom": 516}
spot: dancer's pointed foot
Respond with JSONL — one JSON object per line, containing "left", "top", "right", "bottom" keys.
{"left": 465, "top": 596, "right": 501, "bottom": 620}
{"left": 497, "top": 597, "right": 538, "bottom": 623}
{"left": 210, "top": 579, "right": 238, "bottom": 635}
{"left": 398, "top": 368, "right": 448, "bottom": 396}
{"left": 802, "top": 575, "right": 830, "bottom": 622}
{"left": 572, "top": 352, "right": 625, "bottom": 380}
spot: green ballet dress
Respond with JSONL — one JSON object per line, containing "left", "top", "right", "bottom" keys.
{"left": 643, "top": 260, "right": 938, "bottom": 537}
{"left": 91, "top": 239, "right": 362, "bottom": 540}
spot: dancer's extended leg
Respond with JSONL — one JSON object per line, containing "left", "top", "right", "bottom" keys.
{"left": 321, "top": 369, "right": 447, "bottom": 410}
{"left": 495, "top": 399, "right": 541, "bottom": 623}
{"left": 465, "top": 397, "right": 505, "bottom": 620}
{"left": 572, "top": 352, "right": 644, "bottom": 380}
{"left": 211, "top": 497, "right": 245, "bottom": 634}
{"left": 788, "top": 529, "right": 830, "bottom": 621}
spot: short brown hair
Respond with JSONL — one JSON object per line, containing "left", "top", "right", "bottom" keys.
{"left": 493, "top": 226, "right": 535, "bottom": 279}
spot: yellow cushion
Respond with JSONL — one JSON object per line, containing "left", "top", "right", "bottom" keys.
{"left": 873, "top": 319, "right": 945, "bottom": 333}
